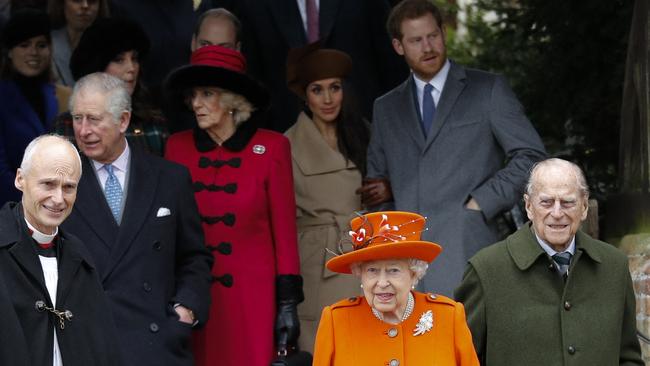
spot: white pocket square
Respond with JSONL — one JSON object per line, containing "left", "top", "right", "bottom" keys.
{"left": 156, "top": 207, "right": 171, "bottom": 217}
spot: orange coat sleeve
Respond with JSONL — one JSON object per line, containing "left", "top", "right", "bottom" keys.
{"left": 313, "top": 306, "right": 335, "bottom": 366}
{"left": 454, "top": 301, "right": 480, "bottom": 366}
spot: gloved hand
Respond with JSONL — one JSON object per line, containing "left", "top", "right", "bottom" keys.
{"left": 275, "top": 274, "right": 304, "bottom": 351}
{"left": 356, "top": 177, "right": 393, "bottom": 208}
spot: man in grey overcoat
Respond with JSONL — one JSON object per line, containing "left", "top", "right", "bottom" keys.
{"left": 363, "top": 0, "right": 546, "bottom": 295}
{"left": 455, "top": 158, "right": 643, "bottom": 365}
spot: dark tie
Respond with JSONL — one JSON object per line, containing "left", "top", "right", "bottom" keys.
{"left": 306, "top": 0, "right": 319, "bottom": 42}
{"left": 422, "top": 83, "right": 436, "bottom": 136}
{"left": 552, "top": 252, "right": 572, "bottom": 279}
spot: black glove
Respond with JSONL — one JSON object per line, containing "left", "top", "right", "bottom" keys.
{"left": 275, "top": 274, "right": 304, "bottom": 351}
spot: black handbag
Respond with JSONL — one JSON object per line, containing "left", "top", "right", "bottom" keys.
{"left": 270, "top": 347, "right": 313, "bottom": 366}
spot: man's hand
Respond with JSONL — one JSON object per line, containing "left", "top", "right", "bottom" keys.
{"left": 465, "top": 197, "right": 481, "bottom": 211}
{"left": 174, "top": 304, "right": 195, "bottom": 325}
{"left": 356, "top": 177, "right": 393, "bottom": 208}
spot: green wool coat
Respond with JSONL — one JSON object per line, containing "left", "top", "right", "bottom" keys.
{"left": 454, "top": 224, "right": 643, "bottom": 365}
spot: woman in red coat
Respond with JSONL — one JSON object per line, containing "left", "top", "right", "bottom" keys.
{"left": 164, "top": 45, "right": 303, "bottom": 366}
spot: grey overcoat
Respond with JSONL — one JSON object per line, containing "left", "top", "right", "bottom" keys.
{"left": 367, "top": 61, "right": 546, "bottom": 295}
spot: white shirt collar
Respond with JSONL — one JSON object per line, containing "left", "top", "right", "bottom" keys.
{"left": 534, "top": 232, "right": 576, "bottom": 257}
{"left": 412, "top": 59, "right": 451, "bottom": 96}
{"left": 24, "top": 218, "right": 58, "bottom": 243}
{"left": 91, "top": 140, "right": 130, "bottom": 174}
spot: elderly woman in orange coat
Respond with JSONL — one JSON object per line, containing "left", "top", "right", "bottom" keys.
{"left": 313, "top": 211, "right": 479, "bottom": 366}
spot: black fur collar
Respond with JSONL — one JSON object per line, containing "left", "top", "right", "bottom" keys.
{"left": 193, "top": 111, "right": 265, "bottom": 152}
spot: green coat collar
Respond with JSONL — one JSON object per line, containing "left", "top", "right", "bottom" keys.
{"left": 506, "top": 223, "right": 603, "bottom": 271}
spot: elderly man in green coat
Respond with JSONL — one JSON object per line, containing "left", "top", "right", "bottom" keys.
{"left": 455, "top": 158, "right": 643, "bottom": 365}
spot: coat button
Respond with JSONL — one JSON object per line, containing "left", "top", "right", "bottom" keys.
{"left": 564, "top": 301, "right": 571, "bottom": 310}
{"left": 153, "top": 241, "right": 162, "bottom": 250}
{"left": 568, "top": 346, "right": 576, "bottom": 355}
{"left": 149, "top": 323, "right": 159, "bottom": 333}
{"left": 387, "top": 328, "right": 398, "bottom": 338}
{"left": 429, "top": 294, "right": 437, "bottom": 300}
{"left": 388, "top": 359, "right": 400, "bottom": 366}
{"left": 143, "top": 282, "right": 152, "bottom": 292}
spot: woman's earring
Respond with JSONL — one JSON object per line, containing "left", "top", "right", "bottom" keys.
{"left": 360, "top": 284, "right": 364, "bottom": 289}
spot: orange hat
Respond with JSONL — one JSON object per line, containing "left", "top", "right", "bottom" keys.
{"left": 326, "top": 211, "right": 442, "bottom": 274}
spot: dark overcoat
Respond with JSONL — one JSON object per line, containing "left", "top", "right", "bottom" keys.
{"left": 61, "top": 147, "right": 213, "bottom": 366}
{"left": 0, "top": 202, "right": 123, "bottom": 366}
{"left": 454, "top": 224, "right": 643, "bottom": 365}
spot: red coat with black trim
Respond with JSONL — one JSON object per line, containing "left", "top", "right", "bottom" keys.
{"left": 165, "top": 122, "right": 301, "bottom": 366}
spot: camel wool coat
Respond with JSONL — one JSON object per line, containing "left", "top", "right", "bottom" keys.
{"left": 285, "top": 112, "right": 362, "bottom": 352}
{"left": 313, "top": 291, "right": 479, "bottom": 365}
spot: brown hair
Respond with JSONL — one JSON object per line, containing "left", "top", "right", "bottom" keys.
{"left": 387, "top": 0, "right": 443, "bottom": 41}
{"left": 47, "top": 0, "right": 110, "bottom": 29}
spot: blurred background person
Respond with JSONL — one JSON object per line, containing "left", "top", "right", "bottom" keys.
{"left": 54, "top": 17, "right": 169, "bottom": 156}
{"left": 0, "top": 9, "right": 71, "bottom": 206}
{"left": 313, "top": 211, "right": 479, "bottom": 365}
{"left": 47, "top": 0, "right": 110, "bottom": 86}
{"left": 284, "top": 41, "right": 370, "bottom": 353}
{"left": 165, "top": 45, "right": 304, "bottom": 366}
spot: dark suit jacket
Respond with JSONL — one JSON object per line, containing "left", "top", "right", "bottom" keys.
{"left": 454, "top": 225, "right": 643, "bottom": 365}
{"left": 61, "top": 146, "right": 213, "bottom": 366}
{"left": 234, "top": 0, "right": 407, "bottom": 131}
{"left": 0, "top": 202, "right": 123, "bottom": 366}
{"left": 368, "top": 62, "right": 547, "bottom": 296}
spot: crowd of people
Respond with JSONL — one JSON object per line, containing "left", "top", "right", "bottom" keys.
{"left": 0, "top": 0, "right": 643, "bottom": 365}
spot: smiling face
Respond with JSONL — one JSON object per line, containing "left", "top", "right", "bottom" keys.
{"left": 15, "top": 139, "right": 81, "bottom": 234}
{"left": 9, "top": 35, "right": 51, "bottom": 77}
{"left": 360, "top": 259, "right": 416, "bottom": 323}
{"left": 305, "top": 77, "right": 343, "bottom": 125}
{"left": 525, "top": 164, "right": 588, "bottom": 252}
{"left": 105, "top": 50, "right": 140, "bottom": 95}
{"left": 64, "top": 0, "right": 100, "bottom": 31}
{"left": 392, "top": 13, "right": 446, "bottom": 81}
{"left": 72, "top": 89, "right": 129, "bottom": 164}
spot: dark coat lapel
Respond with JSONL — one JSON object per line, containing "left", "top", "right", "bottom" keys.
{"left": 102, "top": 148, "right": 158, "bottom": 280}
{"left": 268, "top": 0, "right": 306, "bottom": 47}
{"left": 319, "top": 0, "right": 342, "bottom": 41}
{"left": 74, "top": 156, "right": 118, "bottom": 250}
{"left": 55, "top": 235, "right": 86, "bottom": 305}
{"left": 424, "top": 62, "right": 467, "bottom": 152}
{"left": 397, "top": 76, "right": 426, "bottom": 149}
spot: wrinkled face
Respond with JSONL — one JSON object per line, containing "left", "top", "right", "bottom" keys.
{"left": 306, "top": 77, "right": 343, "bottom": 124}
{"left": 105, "top": 50, "right": 140, "bottom": 95}
{"left": 9, "top": 35, "right": 51, "bottom": 77}
{"left": 64, "top": 0, "right": 100, "bottom": 31}
{"left": 15, "top": 143, "right": 81, "bottom": 234}
{"left": 392, "top": 13, "right": 446, "bottom": 81}
{"left": 189, "top": 86, "right": 229, "bottom": 131}
{"left": 525, "top": 168, "right": 588, "bottom": 252}
{"left": 192, "top": 16, "right": 239, "bottom": 51}
{"left": 360, "top": 259, "right": 416, "bottom": 321}
{"left": 72, "top": 89, "right": 129, "bottom": 164}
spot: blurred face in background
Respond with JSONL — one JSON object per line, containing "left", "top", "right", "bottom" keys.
{"left": 305, "top": 77, "right": 343, "bottom": 125}
{"left": 192, "top": 16, "right": 240, "bottom": 51}
{"left": 9, "top": 35, "right": 51, "bottom": 77}
{"left": 105, "top": 50, "right": 140, "bottom": 95}
{"left": 64, "top": 0, "right": 100, "bottom": 31}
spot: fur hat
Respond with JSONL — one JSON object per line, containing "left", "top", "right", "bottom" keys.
{"left": 286, "top": 41, "right": 352, "bottom": 99}
{"left": 165, "top": 45, "right": 269, "bottom": 111}
{"left": 2, "top": 9, "right": 51, "bottom": 50}
{"left": 326, "top": 211, "right": 442, "bottom": 274}
{"left": 69, "top": 17, "right": 150, "bottom": 81}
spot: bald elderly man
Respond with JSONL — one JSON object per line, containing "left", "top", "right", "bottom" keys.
{"left": 0, "top": 135, "right": 122, "bottom": 365}
{"left": 455, "top": 158, "right": 643, "bottom": 365}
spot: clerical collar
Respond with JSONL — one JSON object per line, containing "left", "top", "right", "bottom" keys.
{"left": 24, "top": 218, "right": 58, "bottom": 245}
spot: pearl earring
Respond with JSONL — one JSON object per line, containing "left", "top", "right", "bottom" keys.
{"left": 360, "top": 284, "right": 364, "bottom": 289}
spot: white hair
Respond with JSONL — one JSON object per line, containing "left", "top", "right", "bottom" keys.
{"left": 525, "top": 158, "right": 589, "bottom": 198}
{"left": 350, "top": 258, "right": 429, "bottom": 287}
{"left": 70, "top": 72, "right": 132, "bottom": 122}
{"left": 20, "top": 134, "right": 82, "bottom": 176}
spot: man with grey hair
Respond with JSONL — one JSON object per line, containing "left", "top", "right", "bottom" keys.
{"left": 62, "top": 72, "right": 213, "bottom": 366}
{"left": 0, "top": 134, "right": 123, "bottom": 365}
{"left": 455, "top": 158, "right": 643, "bottom": 365}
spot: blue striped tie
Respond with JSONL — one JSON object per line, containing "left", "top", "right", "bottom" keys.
{"left": 104, "top": 164, "right": 123, "bottom": 222}
{"left": 552, "top": 252, "right": 572, "bottom": 279}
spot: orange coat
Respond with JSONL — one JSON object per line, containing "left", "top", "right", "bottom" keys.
{"left": 313, "top": 291, "right": 479, "bottom": 366}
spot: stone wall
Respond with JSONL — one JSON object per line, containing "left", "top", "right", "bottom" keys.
{"left": 620, "top": 234, "right": 650, "bottom": 363}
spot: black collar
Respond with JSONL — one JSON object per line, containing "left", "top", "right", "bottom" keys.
{"left": 193, "top": 110, "right": 265, "bottom": 152}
